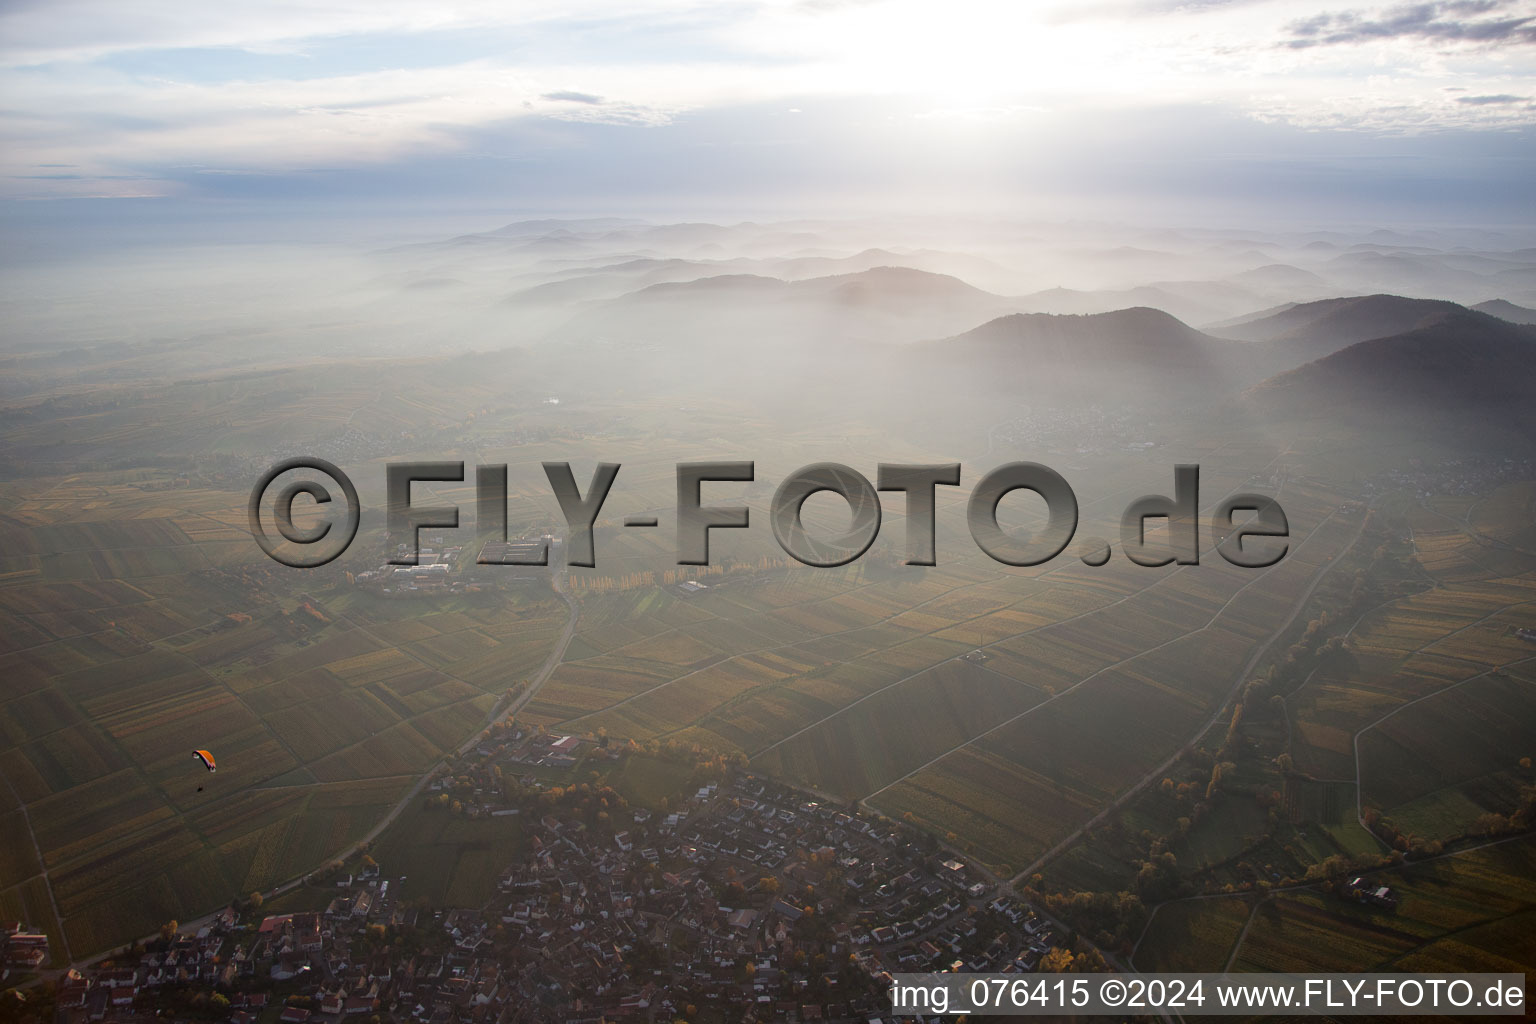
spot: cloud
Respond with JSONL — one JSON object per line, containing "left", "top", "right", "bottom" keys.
{"left": 1285, "top": 0, "right": 1536, "bottom": 48}
{"left": 3, "top": 0, "right": 1535, "bottom": 202}
{"left": 541, "top": 90, "right": 605, "bottom": 104}
{"left": 1456, "top": 91, "right": 1531, "bottom": 101}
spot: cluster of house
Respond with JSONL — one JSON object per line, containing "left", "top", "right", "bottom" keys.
{"left": 270, "top": 430, "right": 417, "bottom": 470}
{"left": 351, "top": 531, "right": 564, "bottom": 595}
{"left": 3, "top": 922, "right": 49, "bottom": 972}
{"left": 352, "top": 538, "right": 469, "bottom": 595}
{"left": 50, "top": 765, "right": 1065, "bottom": 1023}
{"left": 680, "top": 778, "right": 1058, "bottom": 974}
{"left": 1361, "top": 455, "right": 1534, "bottom": 500}
{"left": 53, "top": 910, "right": 237, "bottom": 1022}
{"left": 442, "top": 729, "right": 620, "bottom": 783}
{"left": 987, "top": 407, "right": 1148, "bottom": 458}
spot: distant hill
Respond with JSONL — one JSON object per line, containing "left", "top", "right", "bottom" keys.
{"left": 1018, "top": 284, "right": 1240, "bottom": 325}
{"left": 622, "top": 266, "right": 994, "bottom": 304}
{"left": 910, "top": 307, "right": 1252, "bottom": 405}
{"left": 1201, "top": 302, "right": 1296, "bottom": 332}
{"left": 800, "top": 265, "right": 998, "bottom": 304}
{"left": 1224, "top": 263, "right": 1329, "bottom": 291}
{"left": 550, "top": 266, "right": 1018, "bottom": 351}
{"left": 626, "top": 273, "right": 792, "bottom": 300}
{"left": 1207, "top": 294, "right": 1494, "bottom": 379}
{"left": 488, "top": 217, "right": 644, "bottom": 237}
{"left": 934, "top": 306, "right": 1216, "bottom": 357}
{"left": 1473, "top": 299, "right": 1536, "bottom": 325}
{"left": 1244, "top": 309, "right": 1536, "bottom": 437}
{"left": 1210, "top": 294, "right": 1466, "bottom": 345}
{"left": 1019, "top": 265, "right": 1330, "bottom": 326}
{"left": 503, "top": 256, "right": 1018, "bottom": 321}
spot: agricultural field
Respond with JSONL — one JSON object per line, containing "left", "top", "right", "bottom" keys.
{"left": 1283, "top": 561, "right": 1536, "bottom": 845}
{"left": 869, "top": 486, "right": 1362, "bottom": 872}
{"left": 1013, "top": 475, "right": 1536, "bottom": 966}
{"left": 369, "top": 750, "right": 692, "bottom": 907}
{"left": 4, "top": 367, "right": 1535, "bottom": 980}
{"left": 1133, "top": 896, "right": 1253, "bottom": 972}
{"left": 1358, "top": 672, "right": 1536, "bottom": 841}
{"left": 0, "top": 463, "right": 569, "bottom": 961}
{"left": 369, "top": 801, "right": 531, "bottom": 907}
{"left": 1228, "top": 836, "right": 1536, "bottom": 973}
{"left": 752, "top": 659, "right": 1047, "bottom": 797}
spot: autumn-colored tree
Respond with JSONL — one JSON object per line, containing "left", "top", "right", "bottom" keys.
{"left": 1039, "top": 948, "right": 1074, "bottom": 973}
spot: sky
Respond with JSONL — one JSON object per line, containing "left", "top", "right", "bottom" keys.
{"left": 1, "top": 0, "right": 1534, "bottom": 228}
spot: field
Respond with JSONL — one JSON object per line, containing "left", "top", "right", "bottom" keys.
{"left": 866, "top": 485, "right": 1362, "bottom": 872}
{"left": 368, "top": 750, "right": 689, "bottom": 907}
{"left": 0, "top": 463, "right": 571, "bottom": 960}
{"left": 4, "top": 377, "right": 1536, "bottom": 977}
{"left": 1001, "top": 472, "right": 1536, "bottom": 924}
{"left": 369, "top": 801, "right": 531, "bottom": 907}
{"left": 1227, "top": 835, "right": 1536, "bottom": 973}
{"left": 1133, "top": 895, "right": 1253, "bottom": 972}
{"left": 1359, "top": 672, "right": 1536, "bottom": 840}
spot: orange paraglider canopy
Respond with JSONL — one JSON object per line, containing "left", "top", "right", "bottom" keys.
{"left": 192, "top": 749, "right": 216, "bottom": 772}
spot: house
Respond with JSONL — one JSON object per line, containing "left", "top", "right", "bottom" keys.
{"left": 1346, "top": 878, "right": 1399, "bottom": 910}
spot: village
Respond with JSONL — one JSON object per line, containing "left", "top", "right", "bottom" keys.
{"left": 20, "top": 729, "right": 1074, "bottom": 1024}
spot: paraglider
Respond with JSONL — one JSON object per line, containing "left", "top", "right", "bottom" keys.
{"left": 193, "top": 749, "right": 215, "bottom": 791}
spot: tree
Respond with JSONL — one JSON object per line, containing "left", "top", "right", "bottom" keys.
{"left": 248, "top": 891, "right": 264, "bottom": 910}
{"left": 160, "top": 920, "right": 179, "bottom": 942}
{"left": 1039, "top": 948, "right": 1075, "bottom": 973}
